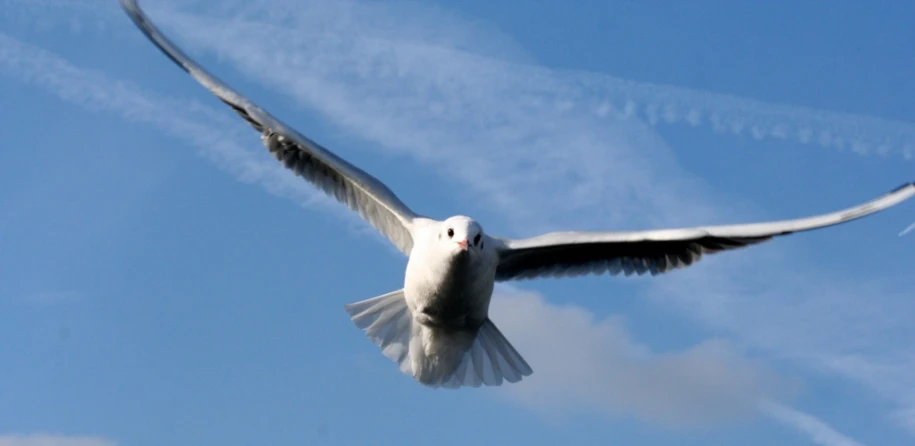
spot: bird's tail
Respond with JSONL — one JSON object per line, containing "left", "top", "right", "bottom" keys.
{"left": 344, "top": 289, "right": 415, "bottom": 377}
{"left": 345, "top": 290, "right": 533, "bottom": 388}
{"left": 435, "top": 318, "right": 533, "bottom": 388}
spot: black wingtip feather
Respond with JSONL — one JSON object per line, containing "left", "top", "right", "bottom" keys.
{"left": 890, "top": 182, "right": 915, "bottom": 193}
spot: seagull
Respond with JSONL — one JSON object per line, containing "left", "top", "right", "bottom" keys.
{"left": 120, "top": 0, "right": 915, "bottom": 389}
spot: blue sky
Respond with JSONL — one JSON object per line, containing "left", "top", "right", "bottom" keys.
{"left": 1, "top": 0, "right": 913, "bottom": 445}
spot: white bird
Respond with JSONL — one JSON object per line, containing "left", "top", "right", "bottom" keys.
{"left": 120, "top": 0, "right": 915, "bottom": 389}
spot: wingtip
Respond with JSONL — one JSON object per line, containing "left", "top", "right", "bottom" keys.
{"left": 118, "top": 0, "right": 139, "bottom": 14}
{"left": 118, "top": 0, "right": 150, "bottom": 39}
{"left": 890, "top": 182, "right": 915, "bottom": 193}
{"left": 118, "top": 0, "right": 193, "bottom": 75}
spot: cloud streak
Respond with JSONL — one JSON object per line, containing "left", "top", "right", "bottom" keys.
{"left": 760, "top": 402, "right": 864, "bottom": 446}
{"left": 899, "top": 221, "right": 915, "bottom": 237}
{"left": 569, "top": 71, "right": 915, "bottom": 160}
{"left": 0, "top": 32, "right": 300, "bottom": 205}
{"left": 0, "top": 434, "right": 116, "bottom": 446}
{"left": 0, "top": 30, "right": 390, "bottom": 247}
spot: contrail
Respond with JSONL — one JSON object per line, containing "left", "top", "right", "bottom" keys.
{"left": 572, "top": 71, "right": 915, "bottom": 159}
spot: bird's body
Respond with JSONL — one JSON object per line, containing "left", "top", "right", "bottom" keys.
{"left": 120, "top": 0, "right": 915, "bottom": 389}
{"left": 349, "top": 216, "right": 524, "bottom": 387}
{"left": 405, "top": 217, "right": 495, "bottom": 331}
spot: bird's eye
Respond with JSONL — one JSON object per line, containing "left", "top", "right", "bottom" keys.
{"left": 447, "top": 228, "right": 454, "bottom": 238}
{"left": 473, "top": 233, "right": 481, "bottom": 245}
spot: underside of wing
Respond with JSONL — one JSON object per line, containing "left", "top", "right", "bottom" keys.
{"left": 495, "top": 182, "right": 915, "bottom": 281}
{"left": 496, "top": 234, "right": 770, "bottom": 280}
{"left": 120, "top": 0, "right": 422, "bottom": 254}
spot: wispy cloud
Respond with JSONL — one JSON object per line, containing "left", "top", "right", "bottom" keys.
{"left": 2, "top": 0, "right": 911, "bottom": 443}
{"left": 0, "top": 32, "right": 310, "bottom": 205}
{"left": 0, "top": 30, "right": 391, "bottom": 247}
{"left": 760, "top": 401, "right": 864, "bottom": 446}
{"left": 0, "top": 434, "right": 116, "bottom": 446}
{"left": 6, "top": 0, "right": 915, "bottom": 161}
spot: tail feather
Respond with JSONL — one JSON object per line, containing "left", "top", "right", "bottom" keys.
{"left": 345, "top": 291, "right": 533, "bottom": 388}
{"left": 441, "top": 319, "right": 533, "bottom": 388}
{"left": 344, "top": 289, "right": 413, "bottom": 372}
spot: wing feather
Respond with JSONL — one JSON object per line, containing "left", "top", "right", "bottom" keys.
{"left": 120, "top": 0, "right": 423, "bottom": 254}
{"left": 494, "top": 183, "right": 915, "bottom": 281}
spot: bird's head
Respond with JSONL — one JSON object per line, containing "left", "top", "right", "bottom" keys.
{"left": 440, "top": 215, "right": 485, "bottom": 256}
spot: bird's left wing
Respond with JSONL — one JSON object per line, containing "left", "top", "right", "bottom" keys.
{"left": 120, "top": 0, "right": 427, "bottom": 255}
{"left": 492, "top": 183, "right": 915, "bottom": 281}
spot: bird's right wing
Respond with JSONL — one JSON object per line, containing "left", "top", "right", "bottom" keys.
{"left": 120, "top": 0, "right": 426, "bottom": 255}
{"left": 492, "top": 183, "right": 915, "bottom": 280}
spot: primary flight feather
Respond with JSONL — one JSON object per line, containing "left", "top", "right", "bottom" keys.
{"left": 120, "top": 0, "right": 915, "bottom": 389}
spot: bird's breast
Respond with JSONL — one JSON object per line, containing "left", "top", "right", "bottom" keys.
{"left": 404, "top": 253, "right": 494, "bottom": 331}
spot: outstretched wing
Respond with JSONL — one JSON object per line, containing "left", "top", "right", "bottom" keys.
{"left": 493, "top": 183, "right": 915, "bottom": 280}
{"left": 120, "top": 0, "right": 425, "bottom": 254}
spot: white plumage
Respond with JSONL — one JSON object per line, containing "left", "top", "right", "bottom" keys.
{"left": 120, "top": 0, "right": 915, "bottom": 388}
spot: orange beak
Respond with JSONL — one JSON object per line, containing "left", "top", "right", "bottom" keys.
{"left": 456, "top": 239, "right": 468, "bottom": 249}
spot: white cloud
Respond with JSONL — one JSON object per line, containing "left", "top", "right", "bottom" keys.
{"left": 0, "top": 434, "right": 115, "bottom": 446}
{"left": 490, "top": 286, "right": 793, "bottom": 428}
